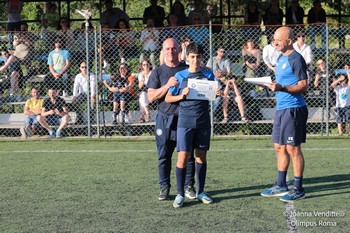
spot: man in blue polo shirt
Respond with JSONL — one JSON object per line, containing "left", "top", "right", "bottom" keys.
{"left": 166, "top": 42, "right": 220, "bottom": 208}
{"left": 261, "top": 26, "right": 308, "bottom": 202}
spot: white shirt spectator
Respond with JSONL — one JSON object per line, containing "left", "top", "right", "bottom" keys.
{"left": 334, "top": 85, "right": 350, "bottom": 108}
{"left": 293, "top": 42, "right": 312, "bottom": 65}
{"left": 73, "top": 72, "right": 97, "bottom": 98}
{"left": 263, "top": 43, "right": 281, "bottom": 69}
{"left": 206, "top": 56, "right": 230, "bottom": 73}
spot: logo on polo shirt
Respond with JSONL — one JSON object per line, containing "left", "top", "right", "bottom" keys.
{"left": 282, "top": 63, "right": 287, "bottom": 70}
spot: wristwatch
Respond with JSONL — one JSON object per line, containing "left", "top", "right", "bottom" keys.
{"left": 280, "top": 85, "right": 286, "bottom": 92}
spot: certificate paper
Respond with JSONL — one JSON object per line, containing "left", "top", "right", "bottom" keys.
{"left": 244, "top": 76, "right": 272, "bottom": 85}
{"left": 186, "top": 79, "right": 218, "bottom": 101}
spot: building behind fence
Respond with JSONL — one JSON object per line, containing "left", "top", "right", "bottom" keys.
{"left": 0, "top": 23, "right": 349, "bottom": 138}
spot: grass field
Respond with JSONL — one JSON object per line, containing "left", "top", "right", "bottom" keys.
{"left": 0, "top": 137, "right": 349, "bottom": 233}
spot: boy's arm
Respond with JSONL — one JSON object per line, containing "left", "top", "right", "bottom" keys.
{"left": 165, "top": 87, "right": 189, "bottom": 103}
{"left": 331, "top": 76, "right": 344, "bottom": 89}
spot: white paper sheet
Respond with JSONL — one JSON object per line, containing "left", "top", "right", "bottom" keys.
{"left": 244, "top": 76, "right": 272, "bottom": 86}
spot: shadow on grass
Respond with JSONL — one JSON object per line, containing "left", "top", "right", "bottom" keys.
{"left": 210, "top": 174, "right": 350, "bottom": 203}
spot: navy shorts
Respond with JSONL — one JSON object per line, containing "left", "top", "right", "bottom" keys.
{"left": 336, "top": 106, "right": 350, "bottom": 123}
{"left": 47, "top": 115, "right": 62, "bottom": 126}
{"left": 272, "top": 106, "right": 308, "bottom": 146}
{"left": 177, "top": 127, "right": 211, "bottom": 152}
{"left": 113, "top": 92, "right": 126, "bottom": 102}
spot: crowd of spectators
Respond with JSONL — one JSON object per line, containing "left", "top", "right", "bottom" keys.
{"left": 0, "top": 0, "right": 349, "bottom": 137}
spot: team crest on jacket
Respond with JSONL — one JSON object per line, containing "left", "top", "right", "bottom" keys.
{"left": 156, "top": 128, "right": 163, "bottom": 136}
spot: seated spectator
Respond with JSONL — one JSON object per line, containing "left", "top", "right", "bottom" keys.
{"left": 187, "top": 0, "right": 210, "bottom": 25}
{"left": 41, "top": 2, "right": 59, "bottom": 51}
{"left": 72, "top": 61, "right": 97, "bottom": 124}
{"left": 137, "top": 60, "right": 152, "bottom": 123}
{"left": 330, "top": 67, "right": 350, "bottom": 135}
{"left": 206, "top": 46, "right": 230, "bottom": 84}
{"left": 102, "top": 63, "right": 134, "bottom": 125}
{"left": 57, "top": 17, "right": 74, "bottom": 52}
{"left": 314, "top": 58, "right": 327, "bottom": 92}
{"left": 307, "top": 0, "right": 326, "bottom": 49}
{"left": 161, "top": 13, "right": 184, "bottom": 43}
{"left": 37, "top": 88, "right": 70, "bottom": 138}
{"left": 242, "top": 39, "right": 261, "bottom": 79}
{"left": 170, "top": 0, "right": 187, "bottom": 26}
{"left": 293, "top": 31, "right": 312, "bottom": 81}
{"left": 285, "top": 0, "right": 304, "bottom": 33}
{"left": 263, "top": 0, "right": 283, "bottom": 39}
{"left": 100, "top": 0, "right": 130, "bottom": 29}
{"left": 222, "top": 78, "right": 248, "bottom": 123}
{"left": 45, "top": 37, "right": 71, "bottom": 97}
{"left": 0, "top": 23, "right": 35, "bottom": 94}
{"left": 186, "top": 14, "right": 209, "bottom": 46}
{"left": 102, "top": 19, "right": 137, "bottom": 64}
{"left": 5, "top": 0, "right": 23, "bottom": 50}
{"left": 262, "top": 37, "right": 281, "bottom": 77}
{"left": 143, "top": 0, "right": 165, "bottom": 28}
{"left": 140, "top": 18, "right": 160, "bottom": 69}
{"left": 21, "top": 87, "right": 44, "bottom": 138}
{"left": 244, "top": 1, "right": 262, "bottom": 43}
{"left": 0, "top": 48, "right": 21, "bottom": 98}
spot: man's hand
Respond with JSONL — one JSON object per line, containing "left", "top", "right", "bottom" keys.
{"left": 182, "top": 87, "right": 190, "bottom": 99}
{"left": 264, "top": 82, "right": 283, "bottom": 92}
{"left": 166, "top": 76, "right": 178, "bottom": 88}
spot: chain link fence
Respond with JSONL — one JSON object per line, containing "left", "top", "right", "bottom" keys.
{"left": 0, "top": 23, "right": 349, "bottom": 138}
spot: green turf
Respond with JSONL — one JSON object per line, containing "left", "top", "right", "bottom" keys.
{"left": 0, "top": 138, "right": 349, "bottom": 232}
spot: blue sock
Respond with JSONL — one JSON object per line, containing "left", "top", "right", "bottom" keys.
{"left": 277, "top": 170, "right": 287, "bottom": 187}
{"left": 294, "top": 176, "right": 303, "bottom": 190}
{"left": 196, "top": 162, "right": 207, "bottom": 195}
{"left": 176, "top": 166, "right": 186, "bottom": 197}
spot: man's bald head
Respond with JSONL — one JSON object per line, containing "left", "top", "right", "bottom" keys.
{"left": 275, "top": 26, "right": 294, "bottom": 41}
{"left": 163, "top": 38, "right": 179, "bottom": 50}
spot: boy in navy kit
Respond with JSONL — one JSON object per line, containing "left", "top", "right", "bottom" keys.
{"left": 165, "top": 42, "right": 220, "bottom": 208}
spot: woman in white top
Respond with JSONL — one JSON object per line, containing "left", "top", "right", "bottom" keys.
{"left": 293, "top": 31, "right": 313, "bottom": 81}
{"left": 137, "top": 59, "right": 152, "bottom": 123}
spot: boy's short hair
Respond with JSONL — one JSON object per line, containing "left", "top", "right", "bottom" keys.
{"left": 186, "top": 42, "right": 204, "bottom": 56}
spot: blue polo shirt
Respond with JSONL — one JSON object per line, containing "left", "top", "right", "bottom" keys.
{"left": 168, "top": 68, "right": 215, "bottom": 129}
{"left": 275, "top": 51, "right": 307, "bottom": 110}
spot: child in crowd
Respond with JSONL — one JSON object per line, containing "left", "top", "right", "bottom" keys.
{"left": 330, "top": 65, "right": 350, "bottom": 135}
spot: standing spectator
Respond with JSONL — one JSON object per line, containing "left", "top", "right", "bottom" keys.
{"left": 143, "top": 0, "right": 165, "bottom": 28}
{"left": 170, "top": 0, "right": 187, "bottom": 26}
{"left": 263, "top": 0, "right": 284, "bottom": 39}
{"left": 244, "top": 1, "right": 262, "bottom": 43}
{"left": 262, "top": 37, "right": 281, "bottom": 77}
{"left": 286, "top": 0, "right": 304, "bottom": 33}
{"left": 41, "top": 2, "right": 60, "bottom": 50}
{"left": 72, "top": 61, "right": 97, "bottom": 124}
{"left": 147, "top": 38, "right": 197, "bottom": 201}
{"left": 242, "top": 39, "right": 261, "bottom": 79}
{"left": 187, "top": 0, "right": 210, "bottom": 25}
{"left": 45, "top": 37, "right": 71, "bottom": 97}
{"left": 57, "top": 17, "right": 74, "bottom": 52}
{"left": 137, "top": 60, "right": 152, "bottom": 123}
{"left": 262, "top": 26, "right": 308, "bottom": 202}
{"left": 140, "top": 18, "right": 160, "bottom": 69}
{"left": 0, "top": 48, "right": 21, "bottom": 98}
{"left": 100, "top": 0, "right": 130, "bottom": 29}
{"left": 6, "top": 0, "right": 23, "bottom": 50}
{"left": 21, "top": 87, "right": 44, "bottom": 138}
{"left": 293, "top": 31, "right": 312, "bottom": 82}
{"left": 330, "top": 67, "right": 350, "bottom": 135}
{"left": 37, "top": 89, "right": 70, "bottom": 138}
{"left": 165, "top": 42, "right": 220, "bottom": 208}
{"left": 307, "top": 0, "right": 326, "bottom": 49}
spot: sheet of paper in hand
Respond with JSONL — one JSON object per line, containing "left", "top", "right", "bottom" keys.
{"left": 186, "top": 79, "right": 218, "bottom": 101}
{"left": 244, "top": 76, "right": 272, "bottom": 86}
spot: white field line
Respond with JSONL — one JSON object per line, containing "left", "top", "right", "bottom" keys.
{"left": 0, "top": 147, "right": 349, "bottom": 154}
{"left": 284, "top": 202, "right": 299, "bottom": 233}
